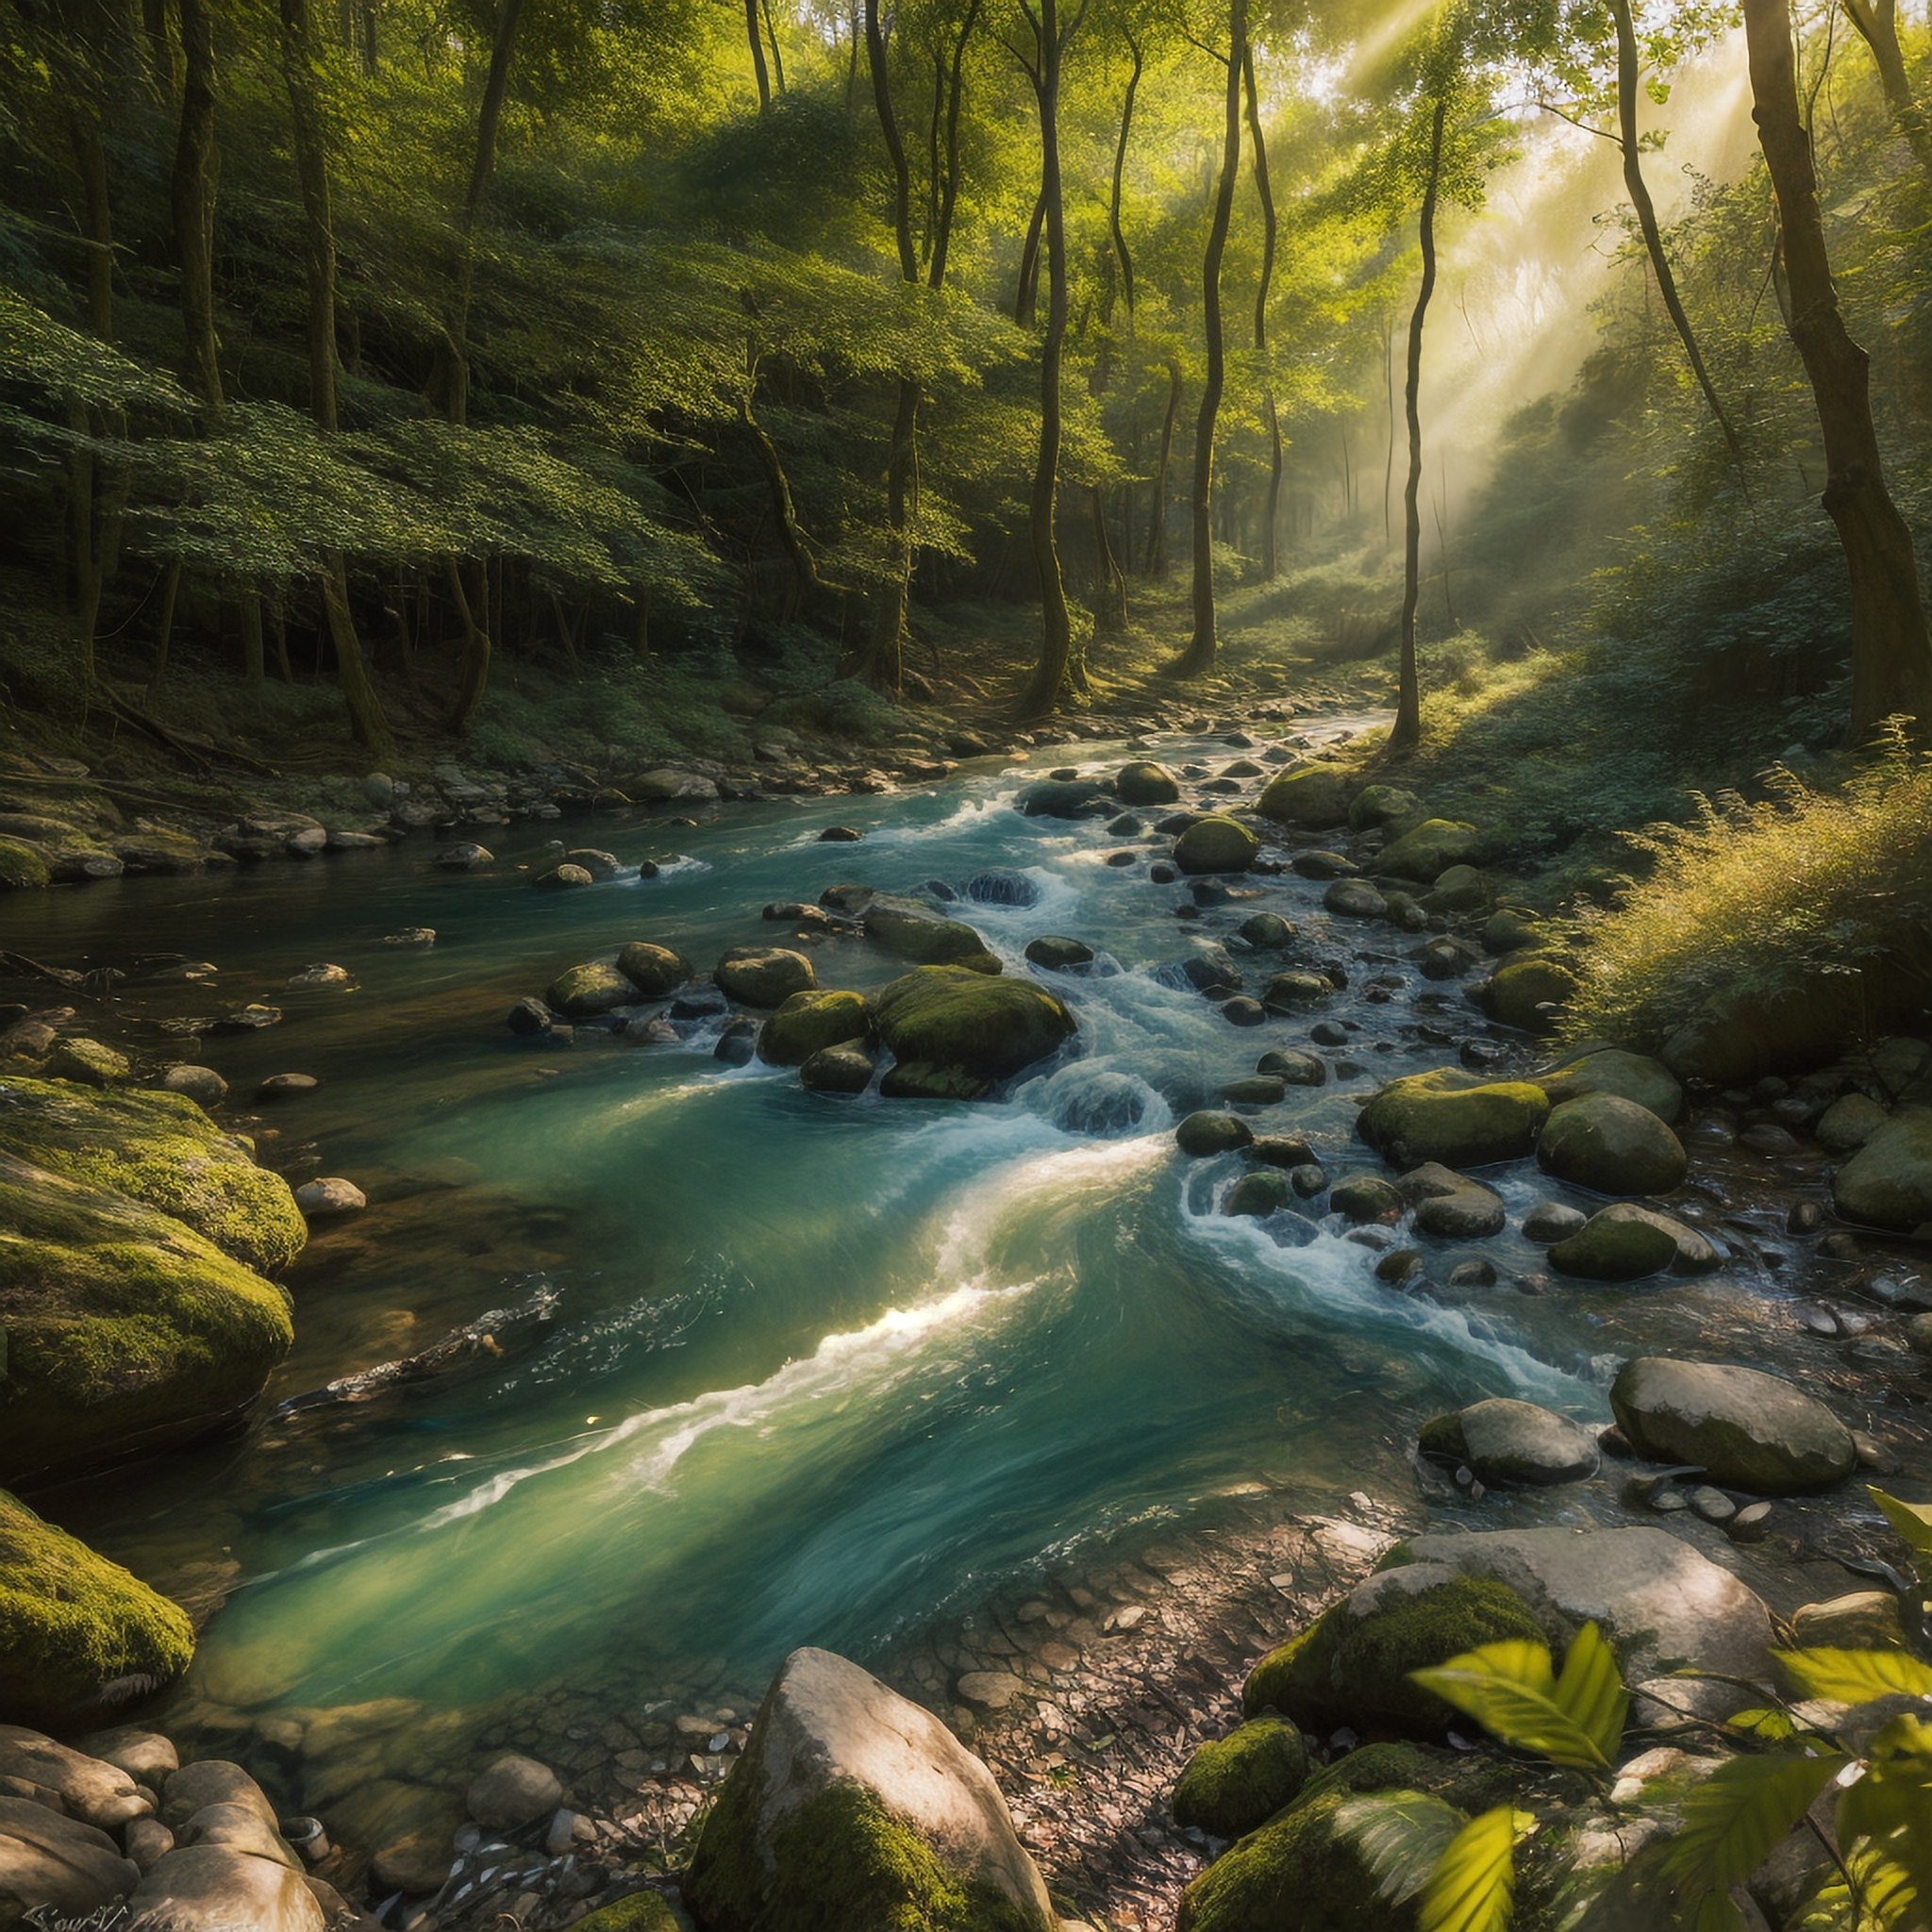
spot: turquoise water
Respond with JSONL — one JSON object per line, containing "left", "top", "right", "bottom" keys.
{"left": 20, "top": 726, "right": 1771, "bottom": 1736}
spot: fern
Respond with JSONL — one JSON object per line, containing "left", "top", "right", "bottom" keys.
{"left": 1339, "top": 1791, "right": 1468, "bottom": 1907}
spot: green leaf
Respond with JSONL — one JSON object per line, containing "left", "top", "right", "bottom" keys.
{"left": 1408, "top": 1624, "right": 1625, "bottom": 1774}
{"left": 1338, "top": 1791, "right": 1467, "bottom": 1907}
{"left": 1777, "top": 1649, "right": 1932, "bottom": 1704}
{"left": 1421, "top": 1806, "right": 1524, "bottom": 1932}
{"left": 1835, "top": 1713, "right": 1932, "bottom": 1926}
{"left": 1870, "top": 1487, "right": 1932, "bottom": 1558}
{"left": 1660, "top": 1752, "right": 1852, "bottom": 1931}
{"left": 1726, "top": 1707, "right": 1798, "bottom": 1743}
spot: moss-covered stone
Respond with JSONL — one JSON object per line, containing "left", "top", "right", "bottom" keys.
{"left": 1536, "top": 1093, "right": 1688, "bottom": 1196}
{"left": 864, "top": 901, "right": 1003, "bottom": 973}
{"left": 1481, "top": 957, "right": 1581, "bottom": 1034}
{"left": 874, "top": 968, "right": 1074, "bottom": 1086}
{"left": 43, "top": 1040, "right": 131, "bottom": 1088}
{"left": 549, "top": 961, "right": 636, "bottom": 1016}
{"left": 1256, "top": 765, "right": 1357, "bottom": 829}
{"left": 0, "top": 1148, "right": 295, "bottom": 1485}
{"left": 1174, "top": 1788, "right": 1413, "bottom": 1932}
{"left": 567, "top": 1892, "right": 679, "bottom": 1932}
{"left": 1357, "top": 1069, "right": 1550, "bottom": 1171}
{"left": 1298, "top": 1741, "right": 1531, "bottom": 1816}
{"left": 1116, "top": 761, "right": 1181, "bottom": 806}
{"left": 1171, "top": 1718, "right": 1311, "bottom": 1839}
{"left": 758, "top": 991, "right": 874, "bottom": 1067}
{"left": 1546, "top": 1204, "right": 1718, "bottom": 1280}
{"left": 0, "top": 1077, "right": 305, "bottom": 1274}
{"left": 1241, "top": 1574, "right": 1545, "bottom": 1738}
{"left": 1609, "top": 1357, "right": 1855, "bottom": 1494}
{"left": 0, "top": 838, "right": 52, "bottom": 891}
{"left": 1174, "top": 817, "right": 1259, "bottom": 874}
{"left": 1831, "top": 1106, "right": 1932, "bottom": 1229}
{"left": 689, "top": 1774, "right": 1043, "bottom": 1932}
{"left": 0, "top": 1489, "right": 193, "bottom": 1728}
{"left": 615, "top": 942, "right": 693, "bottom": 995}
{"left": 1347, "top": 786, "right": 1422, "bottom": 832}
{"left": 1224, "top": 1171, "right": 1291, "bottom": 1218}
{"left": 1375, "top": 821, "right": 1481, "bottom": 884}
{"left": 879, "top": 1061, "right": 995, "bottom": 1101}
{"left": 1534, "top": 1047, "right": 1683, "bottom": 1124}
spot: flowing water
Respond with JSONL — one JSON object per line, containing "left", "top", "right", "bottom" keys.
{"left": 17, "top": 720, "right": 1824, "bottom": 1764}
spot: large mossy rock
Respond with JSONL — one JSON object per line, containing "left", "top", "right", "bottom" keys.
{"left": 1374, "top": 820, "right": 1481, "bottom": 884}
{"left": 1831, "top": 1107, "right": 1932, "bottom": 1229}
{"left": 874, "top": 968, "right": 1074, "bottom": 1088}
{"left": 1171, "top": 1718, "right": 1311, "bottom": 1840}
{"left": 0, "top": 1078, "right": 305, "bottom": 1274}
{"left": 758, "top": 991, "right": 874, "bottom": 1067}
{"left": 1256, "top": 766, "right": 1356, "bottom": 830}
{"left": 1174, "top": 1788, "right": 1414, "bottom": 1932}
{"left": 1116, "top": 761, "right": 1181, "bottom": 806}
{"left": 862, "top": 898, "right": 1003, "bottom": 973}
{"left": 0, "top": 840, "right": 53, "bottom": 891}
{"left": 1241, "top": 1572, "right": 1545, "bottom": 1738}
{"left": 1480, "top": 957, "right": 1581, "bottom": 1035}
{"left": 1546, "top": 1204, "right": 1718, "bottom": 1281}
{"left": 1536, "top": 1093, "right": 1688, "bottom": 1197}
{"left": 549, "top": 961, "right": 636, "bottom": 1017}
{"left": 1418, "top": 1398, "right": 1600, "bottom": 1487}
{"left": 684, "top": 1647, "right": 1054, "bottom": 1932}
{"left": 1608, "top": 1357, "right": 1857, "bottom": 1494}
{"left": 717, "top": 947, "right": 817, "bottom": 1008}
{"left": 1016, "top": 780, "right": 1114, "bottom": 820}
{"left": 0, "top": 1148, "right": 295, "bottom": 1485}
{"left": 1357, "top": 1069, "right": 1550, "bottom": 1171}
{"left": 1535, "top": 1046, "right": 1683, "bottom": 1124}
{"left": 1174, "top": 817, "right": 1259, "bottom": 874}
{"left": 1347, "top": 786, "right": 1422, "bottom": 832}
{"left": 0, "top": 1491, "right": 193, "bottom": 1729}
{"left": 615, "top": 941, "right": 692, "bottom": 995}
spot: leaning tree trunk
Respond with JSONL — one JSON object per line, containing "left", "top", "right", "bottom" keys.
{"left": 1742, "top": 0, "right": 1932, "bottom": 743}
{"left": 1391, "top": 97, "right": 1446, "bottom": 756}
{"left": 1244, "top": 47, "right": 1282, "bottom": 582}
{"left": 1609, "top": 0, "right": 1744, "bottom": 464}
{"left": 927, "top": 0, "right": 980, "bottom": 290}
{"left": 1014, "top": 0, "right": 1082, "bottom": 719}
{"left": 1167, "top": 0, "right": 1247, "bottom": 678}
{"left": 743, "top": 0, "right": 771, "bottom": 108}
{"left": 1108, "top": 31, "right": 1141, "bottom": 325}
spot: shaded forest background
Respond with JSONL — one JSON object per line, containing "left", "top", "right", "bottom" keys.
{"left": 3, "top": 0, "right": 1930, "bottom": 855}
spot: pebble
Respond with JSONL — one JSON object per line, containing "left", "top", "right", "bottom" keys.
{"left": 256, "top": 1074, "right": 319, "bottom": 1100}
{"left": 158, "top": 1065, "right": 227, "bottom": 1108}
{"left": 1727, "top": 1502, "right": 1775, "bottom": 1543}
{"left": 1688, "top": 1486, "right": 1736, "bottom": 1524}
{"left": 295, "top": 1177, "right": 367, "bottom": 1217}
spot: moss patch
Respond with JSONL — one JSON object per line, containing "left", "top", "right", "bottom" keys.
{"left": 1174, "top": 1789, "right": 1412, "bottom": 1932}
{"left": 0, "top": 839, "right": 52, "bottom": 891}
{"left": 874, "top": 967, "right": 1075, "bottom": 1085}
{"left": 1172, "top": 1718, "right": 1311, "bottom": 1839}
{"left": 688, "top": 1774, "right": 1044, "bottom": 1932}
{"left": 758, "top": 991, "right": 874, "bottom": 1067}
{"left": 0, "top": 1077, "right": 305, "bottom": 1274}
{"left": 0, "top": 1488, "right": 193, "bottom": 1727}
{"left": 1357, "top": 1069, "right": 1550, "bottom": 1171}
{"left": 573, "top": 1893, "right": 679, "bottom": 1932}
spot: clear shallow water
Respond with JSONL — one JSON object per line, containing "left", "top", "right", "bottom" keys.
{"left": 15, "top": 724, "right": 1819, "bottom": 1739}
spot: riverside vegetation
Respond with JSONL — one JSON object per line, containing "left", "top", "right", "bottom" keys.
{"left": 4, "top": 0, "right": 1932, "bottom": 1926}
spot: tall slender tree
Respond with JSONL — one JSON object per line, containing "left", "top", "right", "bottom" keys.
{"left": 1244, "top": 43, "right": 1282, "bottom": 582}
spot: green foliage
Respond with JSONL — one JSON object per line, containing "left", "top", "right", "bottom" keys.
{"left": 1776, "top": 1648, "right": 1932, "bottom": 1706}
{"left": 1661, "top": 1755, "right": 1854, "bottom": 1932}
{"left": 1419, "top": 1806, "right": 1523, "bottom": 1932}
{"left": 1408, "top": 1623, "right": 1627, "bottom": 1776}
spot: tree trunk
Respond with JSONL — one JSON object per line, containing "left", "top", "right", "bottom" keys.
{"left": 1244, "top": 47, "right": 1281, "bottom": 581}
{"left": 1108, "top": 32, "right": 1141, "bottom": 325}
{"left": 1742, "top": 0, "right": 1932, "bottom": 743}
{"left": 1014, "top": 183, "right": 1046, "bottom": 327}
{"left": 1391, "top": 96, "right": 1446, "bottom": 756}
{"left": 323, "top": 552, "right": 397, "bottom": 755}
{"left": 760, "top": 0, "right": 785, "bottom": 90}
{"left": 1014, "top": 0, "right": 1082, "bottom": 718}
{"left": 281, "top": 0, "right": 339, "bottom": 430}
{"left": 64, "top": 105, "right": 121, "bottom": 691}
{"left": 1609, "top": 0, "right": 1743, "bottom": 463}
{"left": 1381, "top": 312, "right": 1395, "bottom": 545}
{"left": 744, "top": 0, "right": 771, "bottom": 108}
{"left": 1168, "top": 0, "right": 1246, "bottom": 678}
{"left": 149, "top": 558, "right": 181, "bottom": 692}
{"left": 1147, "top": 354, "right": 1180, "bottom": 576}
{"left": 171, "top": 0, "right": 223, "bottom": 416}
{"left": 241, "top": 586, "right": 265, "bottom": 685}
{"left": 927, "top": 0, "right": 980, "bottom": 291}
{"left": 446, "top": 0, "right": 525, "bottom": 427}
{"left": 1839, "top": 0, "right": 1932, "bottom": 174}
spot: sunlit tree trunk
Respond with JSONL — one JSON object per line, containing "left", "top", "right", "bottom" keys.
{"left": 1244, "top": 47, "right": 1281, "bottom": 582}
{"left": 1146, "top": 354, "right": 1179, "bottom": 575}
{"left": 1608, "top": 0, "right": 1743, "bottom": 463}
{"left": 1014, "top": 183, "right": 1045, "bottom": 326}
{"left": 744, "top": 0, "right": 771, "bottom": 108}
{"left": 1839, "top": 0, "right": 1932, "bottom": 175}
{"left": 1742, "top": 0, "right": 1932, "bottom": 743}
{"left": 1168, "top": 0, "right": 1246, "bottom": 678}
{"left": 1391, "top": 96, "right": 1445, "bottom": 756}
{"left": 446, "top": 0, "right": 523, "bottom": 430}
{"left": 927, "top": 1, "right": 980, "bottom": 291}
{"left": 1108, "top": 31, "right": 1140, "bottom": 325}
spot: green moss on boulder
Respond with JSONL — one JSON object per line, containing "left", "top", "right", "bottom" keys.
{"left": 0, "top": 839, "right": 52, "bottom": 891}
{"left": 874, "top": 968, "right": 1074, "bottom": 1087}
{"left": 1174, "top": 1789, "right": 1412, "bottom": 1932}
{"left": 1534, "top": 1047, "right": 1683, "bottom": 1124}
{"left": 1174, "top": 817, "right": 1259, "bottom": 874}
{"left": 549, "top": 961, "right": 636, "bottom": 1017}
{"left": 1357, "top": 1070, "right": 1550, "bottom": 1171}
{"left": 1116, "top": 761, "right": 1181, "bottom": 806}
{"left": 0, "top": 1078, "right": 305, "bottom": 1274}
{"left": 615, "top": 942, "right": 692, "bottom": 995}
{"left": 1546, "top": 1204, "right": 1718, "bottom": 1280}
{"left": 572, "top": 1893, "right": 679, "bottom": 1932}
{"left": 758, "top": 991, "right": 874, "bottom": 1067}
{"left": 1536, "top": 1093, "right": 1688, "bottom": 1196}
{"left": 1347, "top": 786, "right": 1422, "bottom": 833}
{"left": 0, "top": 1489, "right": 193, "bottom": 1728}
{"left": 1171, "top": 1718, "right": 1310, "bottom": 1839}
{"left": 1256, "top": 767, "right": 1356, "bottom": 830}
{"left": 1609, "top": 1357, "right": 1856, "bottom": 1494}
{"left": 1831, "top": 1106, "right": 1932, "bottom": 1229}
{"left": 1482, "top": 957, "right": 1581, "bottom": 1034}
{"left": 1242, "top": 1573, "right": 1545, "bottom": 1738}
{"left": 1375, "top": 821, "right": 1481, "bottom": 884}
{"left": 863, "top": 899, "right": 1003, "bottom": 972}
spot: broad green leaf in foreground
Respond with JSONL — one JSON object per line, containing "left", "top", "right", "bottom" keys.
{"left": 1410, "top": 1624, "right": 1625, "bottom": 1774}
{"left": 1421, "top": 1805, "right": 1526, "bottom": 1932}
{"left": 1835, "top": 1713, "right": 1932, "bottom": 1928}
{"left": 1338, "top": 1791, "right": 1467, "bottom": 1907}
{"left": 1777, "top": 1648, "right": 1932, "bottom": 1704}
{"left": 1869, "top": 1487, "right": 1932, "bottom": 1558}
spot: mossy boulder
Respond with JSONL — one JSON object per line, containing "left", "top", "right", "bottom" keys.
{"left": 684, "top": 1647, "right": 1053, "bottom": 1932}
{"left": 801, "top": 1045, "right": 876, "bottom": 1094}
{"left": 43, "top": 1040, "right": 131, "bottom": 1088}
{"left": 573, "top": 1895, "right": 679, "bottom": 1932}
{"left": 549, "top": 961, "right": 636, "bottom": 1017}
{"left": 1537, "top": 1093, "right": 1688, "bottom": 1196}
{"left": 0, "top": 1490, "right": 194, "bottom": 1728}
{"left": 615, "top": 942, "right": 692, "bottom": 995}
{"left": 1480, "top": 957, "right": 1581, "bottom": 1034}
{"left": 1174, "top": 1788, "right": 1409, "bottom": 1932}
{"left": 1116, "top": 761, "right": 1182, "bottom": 806}
{"left": 1831, "top": 1106, "right": 1932, "bottom": 1229}
{"left": 879, "top": 1062, "right": 994, "bottom": 1102}
{"left": 1422, "top": 865, "right": 1490, "bottom": 914}
{"left": 1535, "top": 1047, "right": 1683, "bottom": 1124}
{"left": 1242, "top": 1572, "right": 1545, "bottom": 1738}
{"left": 1225, "top": 1171, "right": 1291, "bottom": 1218}
{"left": 1374, "top": 821, "right": 1482, "bottom": 884}
{"left": 1399, "top": 1163, "right": 1506, "bottom": 1238}
{"left": 874, "top": 967, "right": 1074, "bottom": 1087}
{"left": 1609, "top": 1357, "right": 1857, "bottom": 1494}
{"left": 1659, "top": 983, "right": 1860, "bottom": 1086}
{"left": 758, "top": 991, "right": 874, "bottom": 1067}
{"left": 1256, "top": 766, "right": 1356, "bottom": 830}
{"left": 1347, "top": 786, "right": 1422, "bottom": 833}
{"left": 1481, "top": 909, "right": 1542, "bottom": 955}
{"left": 0, "top": 839, "right": 52, "bottom": 891}
{"left": 1171, "top": 1718, "right": 1312, "bottom": 1840}
{"left": 1174, "top": 817, "right": 1259, "bottom": 874}
{"left": 863, "top": 899, "right": 1003, "bottom": 973}
{"left": 1357, "top": 1069, "right": 1550, "bottom": 1171}
{"left": 0, "top": 1148, "right": 296, "bottom": 1486}
{"left": 1176, "top": 1112, "right": 1254, "bottom": 1157}
{"left": 717, "top": 947, "right": 818, "bottom": 1007}
{"left": 0, "top": 1078, "right": 305, "bottom": 1275}
{"left": 1546, "top": 1204, "right": 1719, "bottom": 1281}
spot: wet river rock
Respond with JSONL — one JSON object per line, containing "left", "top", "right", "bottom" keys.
{"left": 1609, "top": 1357, "right": 1857, "bottom": 1494}
{"left": 873, "top": 966, "right": 1075, "bottom": 1091}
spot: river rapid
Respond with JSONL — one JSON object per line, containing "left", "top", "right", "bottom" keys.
{"left": 19, "top": 717, "right": 1831, "bottom": 1789}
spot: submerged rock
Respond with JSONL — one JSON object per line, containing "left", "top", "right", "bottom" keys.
{"left": 1024, "top": 936, "right": 1093, "bottom": 971}
{"left": 1115, "top": 760, "right": 1182, "bottom": 806}
{"left": 467, "top": 1754, "right": 563, "bottom": 1831}
{"left": 965, "top": 869, "right": 1041, "bottom": 908}
{"left": 1609, "top": 1357, "right": 1857, "bottom": 1494}
{"left": 684, "top": 1646, "right": 1055, "bottom": 1932}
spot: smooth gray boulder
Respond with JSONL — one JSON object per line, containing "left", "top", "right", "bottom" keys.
{"left": 1398, "top": 1163, "right": 1506, "bottom": 1239}
{"left": 466, "top": 1754, "right": 563, "bottom": 1831}
{"left": 715, "top": 947, "right": 817, "bottom": 1008}
{"left": 1538, "top": 1092, "right": 1689, "bottom": 1197}
{"left": 1609, "top": 1357, "right": 1857, "bottom": 1494}
{"left": 684, "top": 1646, "right": 1054, "bottom": 1932}
{"left": 0, "top": 1726, "right": 150, "bottom": 1829}
{"left": 1418, "top": 1398, "right": 1600, "bottom": 1487}
{"left": 125, "top": 1842, "right": 325, "bottom": 1931}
